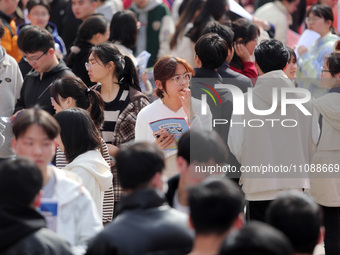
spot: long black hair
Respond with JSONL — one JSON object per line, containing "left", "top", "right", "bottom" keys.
{"left": 89, "top": 41, "right": 141, "bottom": 91}
{"left": 230, "top": 18, "right": 260, "bottom": 70}
{"left": 50, "top": 76, "right": 105, "bottom": 130}
{"left": 187, "top": 0, "right": 227, "bottom": 43}
{"left": 54, "top": 108, "right": 102, "bottom": 163}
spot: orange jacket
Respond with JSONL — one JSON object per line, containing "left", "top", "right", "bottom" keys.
{"left": 0, "top": 16, "right": 21, "bottom": 62}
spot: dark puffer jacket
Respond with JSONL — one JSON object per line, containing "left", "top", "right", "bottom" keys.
{"left": 86, "top": 188, "right": 193, "bottom": 255}
{"left": 0, "top": 202, "right": 73, "bottom": 255}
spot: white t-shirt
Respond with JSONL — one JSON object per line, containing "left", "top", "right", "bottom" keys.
{"left": 135, "top": 99, "right": 188, "bottom": 158}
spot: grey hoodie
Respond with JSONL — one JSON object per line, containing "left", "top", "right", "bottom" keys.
{"left": 0, "top": 46, "right": 23, "bottom": 158}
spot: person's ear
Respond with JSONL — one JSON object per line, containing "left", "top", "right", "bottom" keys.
{"left": 195, "top": 54, "right": 202, "bottom": 68}
{"left": 47, "top": 48, "right": 54, "bottom": 56}
{"left": 334, "top": 72, "right": 340, "bottom": 78}
{"left": 177, "top": 156, "right": 188, "bottom": 174}
{"left": 31, "top": 190, "right": 43, "bottom": 209}
{"left": 66, "top": 96, "right": 75, "bottom": 107}
{"left": 155, "top": 80, "right": 163, "bottom": 90}
{"left": 12, "top": 138, "right": 17, "bottom": 153}
{"left": 27, "top": 13, "right": 32, "bottom": 22}
{"left": 91, "top": 1, "right": 97, "bottom": 9}
{"left": 318, "top": 226, "right": 325, "bottom": 244}
{"left": 233, "top": 213, "right": 245, "bottom": 230}
{"left": 326, "top": 19, "right": 332, "bottom": 28}
{"left": 106, "top": 61, "right": 115, "bottom": 71}
{"left": 236, "top": 38, "right": 244, "bottom": 44}
{"left": 150, "top": 171, "right": 163, "bottom": 191}
{"left": 226, "top": 47, "right": 234, "bottom": 63}
{"left": 283, "top": 62, "right": 288, "bottom": 71}
{"left": 188, "top": 215, "right": 195, "bottom": 230}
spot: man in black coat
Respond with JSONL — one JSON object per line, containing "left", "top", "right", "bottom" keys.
{"left": 0, "top": 158, "right": 73, "bottom": 255}
{"left": 14, "top": 27, "right": 74, "bottom": 116}
{"left": 86, "top": 142, "right": 193, "bottom": 255}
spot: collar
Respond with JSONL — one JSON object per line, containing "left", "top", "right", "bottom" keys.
{"left": 0, "top": 11, "right": 12, "bottom": 23}
{"left": 194, "top": 68, "right": 223, "bottom": 80}
{"left": 27, "top": 61, "right": 65, "bottom": 78}
{"left": 329, "top": 86, "right": 340, "bottom": 93}
{"left": 118, "top": 188, "right": 166, "bottom": 214}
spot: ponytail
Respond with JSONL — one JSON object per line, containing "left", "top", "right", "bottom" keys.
{"left": 87, "top": 88, "right": 105, "bottom": 130}
{"left": 119, "top": 55, "right": 141, "bottom": 92}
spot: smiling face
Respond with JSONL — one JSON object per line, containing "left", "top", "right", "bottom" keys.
{"left": 12, "top": 124, "right": 56, "bottom": 172}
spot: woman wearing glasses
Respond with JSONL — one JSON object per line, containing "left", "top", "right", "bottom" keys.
{"left": 307, "top": 52, "right": 340, "bottom": 255}
{"left": 86, "top": 42, "right": 149, "bottom": 215}
{"left": 296, "top": 4, "right": 339, "bottom": 98}
{"left": 135, "top": 56, "right": 211, "bottom": 177}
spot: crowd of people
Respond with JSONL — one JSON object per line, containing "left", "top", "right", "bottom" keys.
{"left": 0, "top": 0, "right": 339, "bottom": 254}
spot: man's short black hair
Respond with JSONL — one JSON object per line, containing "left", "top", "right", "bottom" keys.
{"left": 219, "top": 221, "right": 294, "bottom": 255}
{"left": 202, "top": 22, "right": 234, "bottom": 51}
{"left": 254, "top": 39, "right": 289, "bottom": 73}
{"left": 177, "top": 130, "right": 228, "bottom": 165}
{"left": 266, "top": 191, "right": 323, "bottom": 254}
{"left": 27, "top": 0, "right": 50, "bottom": 13}
{"left": 0, "top": 158, "right": 43, "bottom": 205}
{"left": 189, "top": 178, "right": 244, "bottom": 235}
{"left": 195, "top": 33, "right": 228, "bottom": 69}
{"left": 116, "top": 142, "right": 165, "bottom": 189}
{"left": 22, "top": 26, "right": 55, "bottom": 53}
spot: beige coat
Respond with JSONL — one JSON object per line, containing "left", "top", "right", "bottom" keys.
{"left": 307, "top": 92, "right": 340, "bottom": 207}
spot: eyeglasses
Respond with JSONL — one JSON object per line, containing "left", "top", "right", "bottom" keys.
{"left": 85, "top": 62, "right": 100, "bottom": 70}
{"left": 23, "top": 49, "right": 48, "bottom": 63}
{"left": 170, "top": 72, "right": 192, "bottom": 84}
{"left": 321, "top": 66, "right": 331, "bottom": 74}
{"left": 305, "top": 17, "right": 323, "bottom": 24}
{"left": 30, "top": 12, "right": 49, "bottom": 18}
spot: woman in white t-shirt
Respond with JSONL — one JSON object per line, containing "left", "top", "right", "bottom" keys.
{"left": 135, "top": 56, "right": 211, "bottom": 177}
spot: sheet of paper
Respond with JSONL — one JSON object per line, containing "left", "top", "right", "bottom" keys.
{"left": 136, "top": 51, "right": 151, "bottom": 92}
{"left": 229, "top": 0, "right": 253, "bottom": 21}
{"left": 295, "top": 29, "right": 320, "bottom": 58}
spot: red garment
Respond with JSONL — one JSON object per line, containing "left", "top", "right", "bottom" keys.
{"left": 230, "top": 61, "right": 258, "bottom": 85}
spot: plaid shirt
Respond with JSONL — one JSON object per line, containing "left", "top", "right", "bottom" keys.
{"left": 111, "top": 87, "right": 149, "bottom": 202}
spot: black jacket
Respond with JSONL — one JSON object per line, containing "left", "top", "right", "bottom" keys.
{"left": 191, "top": 68, "right": 241, "bottom": 181}
{"left": 217, "top": 61, "right": 253, "bottom": 93}
{"left": 191, "top": 68, "right": 233, "bottom": 145}
{"left": 86, "top": 188, "right": 193, "bottom": 255}
{"left": 15, "top": 62, "right": 74, "bottom": 115}
{"left": 0, "top": 202, "right": 73, "bottom": 255}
